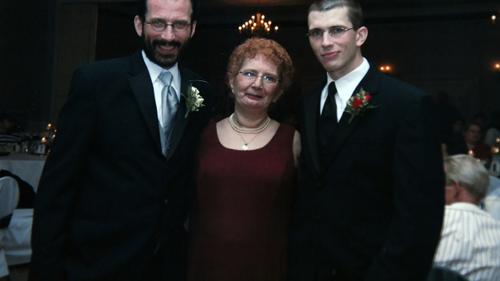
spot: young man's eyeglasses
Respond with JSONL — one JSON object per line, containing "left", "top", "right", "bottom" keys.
{"left": 145, "top": 19, "right": 191, "bottom": 33}
{"left": 238, "top": 70, "right": 279, "bottom": 85}
{"left": 307, "top": 26, "right": 354, "bottom": 40}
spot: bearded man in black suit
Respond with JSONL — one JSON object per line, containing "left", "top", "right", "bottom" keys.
{"left": 288, "top": 1, "right": 444, "bottom": 281}
{"left": 29, "top": 0, "right": 215, "bottom": 280}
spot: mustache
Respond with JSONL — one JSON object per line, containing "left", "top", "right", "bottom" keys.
{"left": 152, "top": 39, "right": 181, "bottom": 49}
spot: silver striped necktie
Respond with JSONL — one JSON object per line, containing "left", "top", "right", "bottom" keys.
{"left": 158, "top": 71, "right": 179, "bottom": 155}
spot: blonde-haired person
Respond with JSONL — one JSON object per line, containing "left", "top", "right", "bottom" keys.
{"left": 187, "top": 38, "right": 298, "bottom": 281}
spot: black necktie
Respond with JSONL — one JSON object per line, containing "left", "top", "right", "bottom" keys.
{"left": 318, "top": 82, "right": 337, "bottom": 167}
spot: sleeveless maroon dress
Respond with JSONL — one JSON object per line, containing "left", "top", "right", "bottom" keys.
{"left": 187, "top": 120, "right": 297, "bottom": 281}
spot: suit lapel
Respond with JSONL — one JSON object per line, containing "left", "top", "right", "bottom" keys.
{"left": 165, "top": 67, "right": 190, "bottom": 160}
{"left": 324, "top": 68, "right": 380, "bottom": 165}
{"left": 128, "top": 53, "right": 163, "bottom": 153}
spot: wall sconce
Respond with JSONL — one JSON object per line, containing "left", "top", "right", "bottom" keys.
{"left": 492, "top": 14, "right": 497, "bottom": 24}
{"left": 238, "top": 12, "right": 278, "bottom": 36}
{"left": 493, "top": 62, "right": 500, "bottom": 72}
{"left": 379, "top": 64, "right": 393, "bottom": 73}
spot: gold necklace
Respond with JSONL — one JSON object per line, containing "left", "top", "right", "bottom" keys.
{"left": 236, "top": 133, "right": 260, "bottom": 151}
{"left": 227, "top": 113, "right": 271, "bottom": 150}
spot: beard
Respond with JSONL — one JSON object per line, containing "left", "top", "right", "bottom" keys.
{"left": 142, "top": 35, "right": 185, "bottom": 68}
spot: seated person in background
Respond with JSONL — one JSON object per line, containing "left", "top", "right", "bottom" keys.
{"left": 484, "top": 110, "right": 500, "bottom": 147}
{"left": 0, "top": 114, "right": 17, "bottom": 134}
{"left": 463, "top": 122, "right": 491, "bottom": 162}
{"left": 444, "top": 118, "right": 468, "bottom": 156}
{"left": 434, "top": 154, "right": 500, "bottom": 281}
{"left": 432, "top": 91, "right": 464, "bottom": 154}
{"left": 0, "top": 114, "right": 21, "bottom": 144}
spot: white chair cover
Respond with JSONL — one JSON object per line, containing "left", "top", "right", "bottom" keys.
{"left": 0, "top": 176, "right": 19, "bottom": 219}
{"left": 0, "top": 248, "right": 7, "bottom": 278}
{"left": 3, "top": 208, "right": 33, "bottom": 265}
{"left": 0, "top": 176, "right": 19, "bottom": 277}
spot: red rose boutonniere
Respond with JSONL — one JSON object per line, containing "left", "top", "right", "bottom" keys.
{"left": 345, "top": 88, "right": 377, "bottom": 124}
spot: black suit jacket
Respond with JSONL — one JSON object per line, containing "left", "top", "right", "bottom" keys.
{"left": 289, "top": 67, "right": 444, "bottom": 281}
{"left": 29, "top": 52, "right": 216, "bottom": 281}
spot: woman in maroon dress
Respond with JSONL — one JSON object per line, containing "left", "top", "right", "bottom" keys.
{"left": 187, "top": 38, "right": 299, "bottom": 281}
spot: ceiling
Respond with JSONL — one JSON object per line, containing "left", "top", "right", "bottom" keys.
{"left": 65, "top": 0, "right": 500, "bottom": 25}
{"left": 195, "top": 0, "right": 499, "bottom": 24}
{"left": 70, "top": 0, "right": 499, "bottom": 9}
{"left": 203, "top": 0, "right": 307, "bottom": 7}
{"left": 202, "top": 0, "right": 500, "bottom": 8}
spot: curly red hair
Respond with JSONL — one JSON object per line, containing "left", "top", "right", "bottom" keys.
{"left": 226, "top": 38, "right": 294, "bottom": 97}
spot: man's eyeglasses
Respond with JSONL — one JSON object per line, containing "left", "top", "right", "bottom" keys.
{"left": 238, "top": 70, "right": 279, "bottom": 85}
{"left": 307, "top": 26, "right": 354, "bottom": 40}
{"left": 145, "top": 19, "right": 191, "bottom": 33}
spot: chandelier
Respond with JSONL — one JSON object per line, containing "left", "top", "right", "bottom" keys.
{"left": 238, "top": 12, "right": 279, "bottom": 35}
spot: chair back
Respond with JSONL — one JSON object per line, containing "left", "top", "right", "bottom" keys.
{"left": 427, "top": 267, "right": 469, "bottom": 281}
{"left": 0, "top": 176, "right": 19, "bottom": 228}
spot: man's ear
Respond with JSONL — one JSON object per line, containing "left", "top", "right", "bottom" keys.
{"left": 445, "top": 182, "right": 459, "bottom": 204}
{"left": 355, "top": 26, "right": 368, "bottom": 47}
{"left": 134, "top": 15, "right": 144, "bottom": 37}
{"left": 190, "top": 21, "right": 197, "bottom": 38}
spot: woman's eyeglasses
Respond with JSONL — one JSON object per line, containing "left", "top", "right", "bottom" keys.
{"left": 238, "top": 70, "right": 279, "bottom": 85}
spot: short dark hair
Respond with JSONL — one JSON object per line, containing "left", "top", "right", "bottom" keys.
{"left": 137, "top": 0, "right": 199, "bottom": 22}
{"left": 464, "top": 121, "right": 482, "bottom": 133}
{"left": 309, "top": 0, "right": 364, "bottom": 29}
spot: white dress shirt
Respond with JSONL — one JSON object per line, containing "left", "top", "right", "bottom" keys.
{"left": 433, "top": 202, "right": 500, "bottom": 281}
{"left": 141, "top": 51, "right": 181, "bottom": 128}
{"left": 319, "top": 58, "right": 370, "bottom": 121}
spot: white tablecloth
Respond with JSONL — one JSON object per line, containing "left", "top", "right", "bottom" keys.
{"left": 0, "top": 153, "right": 45, "bottom": 191}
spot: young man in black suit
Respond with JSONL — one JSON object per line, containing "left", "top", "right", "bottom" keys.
{"left": 288, "top": 1, "right": 444, "bottom": 281}
{"left": 29, "top": 0, "right": 215, "bottom": 280}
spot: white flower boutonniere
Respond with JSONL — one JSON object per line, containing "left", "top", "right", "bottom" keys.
{"left": 184, "top": 84, "right": 205, "bottom": 118}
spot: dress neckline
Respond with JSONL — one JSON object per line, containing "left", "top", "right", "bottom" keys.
{"left": 215, "top": 121, "right": 282, "bottom": 152}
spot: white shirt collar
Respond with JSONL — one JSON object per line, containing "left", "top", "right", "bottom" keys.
{"left": 320, "top": 58, "right": 370, "bottom": 120}
{"left": 326, "top": 57, "right": 370, "bottom": 104}
{"left": 141, "top": 51, "right": 181, "bottom": 99}
{"left": 446, "top": 202, "right": 488, "bottom": 216}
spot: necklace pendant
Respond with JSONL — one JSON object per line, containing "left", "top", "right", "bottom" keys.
{"left": 242, "top": 143, "right": 249, "bottom": 150}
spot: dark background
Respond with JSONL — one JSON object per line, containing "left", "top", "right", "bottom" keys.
{"left": 1, "top": 0, "right": 499, "bottom": 130}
